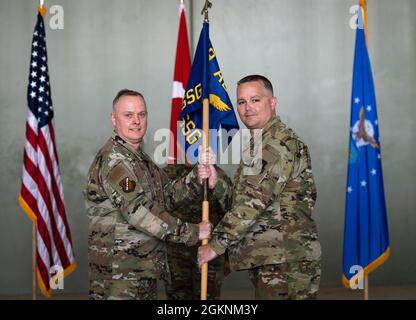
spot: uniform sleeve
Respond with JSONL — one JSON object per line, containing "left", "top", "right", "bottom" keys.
{"left": 209, "top": 144, "right": 295, "bottom": 255}
{"left": 162, "top": 166, "right": 203, "bottom": 212}
{"left": 102, "top": 160, "right": 199, "bottom": 246}
{"left": 210, "top": 168, "right": 233, "bottom": 214}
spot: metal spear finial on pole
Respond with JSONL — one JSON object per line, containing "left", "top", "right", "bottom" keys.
{"left": 201, "top": 0, "right": 212, "bottom": 22}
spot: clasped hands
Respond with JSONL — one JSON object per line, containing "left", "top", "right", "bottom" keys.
{"left": 196, "top": 146, "right": 219, "bottom": 267}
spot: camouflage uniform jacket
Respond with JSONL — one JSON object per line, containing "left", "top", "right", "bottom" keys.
{"left": 163, "top": 165, "right": 233, "bottom": 225}
{"left": 209, "top": 116, "right": 321, "bottom": 271}
{"left": 84, "top": 132, "right": 202, "bottom": 281}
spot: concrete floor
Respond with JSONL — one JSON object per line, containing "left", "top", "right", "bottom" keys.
{"left": 1, "top": 286, "right": 416, "bottom": 300}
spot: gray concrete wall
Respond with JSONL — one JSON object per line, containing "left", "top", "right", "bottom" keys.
{"left": 0, "top": 0, "right": 415, "bottom": 295}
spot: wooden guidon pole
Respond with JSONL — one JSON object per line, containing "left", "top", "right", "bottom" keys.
{"left": 200, "top": 0, "right": 212, "bottom": 301}
{"left": 200, "top": 98, "right": 210, "bottom": 300}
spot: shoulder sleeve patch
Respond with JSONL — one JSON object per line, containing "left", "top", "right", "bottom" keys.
{"left": 118, "top": 177, "right": 136, "bottom": 193}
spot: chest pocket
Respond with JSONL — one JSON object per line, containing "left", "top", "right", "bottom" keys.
{"left": 147, "top": 163, "right": 165, "bottom": 203}
{"left": 133, "top": 163, "right": 154, "bottom": 201}
{"left": 133, "top": 158, "right": 166, "bottom": 206}
{"left": 245, "top": 147, "right": 280, "bottom": 187}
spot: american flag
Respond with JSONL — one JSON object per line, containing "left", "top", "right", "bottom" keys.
{"left": 18, "top": 10, "right": 76, "bottom": 297}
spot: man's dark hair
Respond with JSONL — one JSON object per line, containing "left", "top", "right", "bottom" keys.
{"left": 237, "top": 75, "right": 274, "bottom": 95}
{"left": 112, "top": 89, "right": 145, "bottom": 109}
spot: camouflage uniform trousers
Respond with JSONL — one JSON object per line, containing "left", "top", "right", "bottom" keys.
{"left": 248, "top": 260, "right": 321, "bottom": 300}
{"left": 89, "top": 278, "right": 157, "bottom": 300}
{"left": 164, "top": 242, "right": 225, "bottom": 300}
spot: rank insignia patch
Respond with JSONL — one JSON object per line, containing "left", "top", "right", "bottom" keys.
{"left": 119, "top": 177, "right": 136, "bottom": 193}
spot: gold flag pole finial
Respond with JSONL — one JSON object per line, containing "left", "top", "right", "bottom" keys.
{"left": 38, "top": 0, "right": 47, "bottom": 17}
{"left": 201, "top": 0, "right": 212, "bottom": 22}
{"left": 359, "top": 0, "right": 369, "bottom": 46}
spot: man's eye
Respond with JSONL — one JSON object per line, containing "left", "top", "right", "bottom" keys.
{"left": 125, "top": 114, "right": 132, "bottom": 118}
{"left": 238, "top": 101, "right": 246, "bottom": 106}
{"left": 252, "top": 98, "right": 260, "bottom": 103}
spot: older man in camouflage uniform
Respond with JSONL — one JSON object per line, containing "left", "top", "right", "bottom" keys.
{"left": 198, "top": 75, "right": 322, "bottom": 300}
{"left": 84, "top": 89, "right": 214, "bottom": 300}
{"left": 163, "top": 164, "right": 233, "bottom": 300}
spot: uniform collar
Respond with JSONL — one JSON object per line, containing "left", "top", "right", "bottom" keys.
{"left": 249, "top": 116, "right": 282, "bottom": 142}
{"left": 261, "top": 115, "right": 282, "bottom": 135}
{"left": 111, "top": 131, "right": 143, "bottom": 157}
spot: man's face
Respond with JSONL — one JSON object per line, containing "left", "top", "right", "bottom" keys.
{"left": 236, "top": 81, "right": 277, "bottom": 130}
{"left": 111, "top": 95, "right": 148, "bottom": 147}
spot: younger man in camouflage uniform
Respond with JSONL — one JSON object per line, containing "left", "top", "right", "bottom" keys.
{"left": 163, "top": 164, "right": 233, "bottom": 300}
{"left": 84, "top": 89, "right": 213, "bottom": 300}
{"left": 198, "top": 75, "right": 322, "bottom": 300}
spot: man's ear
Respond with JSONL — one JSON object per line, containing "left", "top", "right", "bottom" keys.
{"left": 271, "top": 96, "right": 278, "bottom": 112}
{"left": 111, "top": 112, "right": 116, "bottom": 127}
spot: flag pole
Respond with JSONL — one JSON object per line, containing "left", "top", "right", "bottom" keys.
{"left": 38, "top": 0, "right": 47, "bottom": 17}
{"left": 200, "top": 0, "right": 212, "bottom": 301}
{"left": 201, "top": 98, "right": 209, "bottom": 300}
{"left": 31, "top": 0, "right": 46, "bottom": 301}
{"left": 359, "top": 0, "right": 370, "bottom": 301}
{"left": 32, "top": 224, "right": 37, "bottom": 300}
{"left": 364, "top": 274, "right": 369, "bottom": 300}
{"left": 359, "top": 0, "right": 368, "bottom": 48}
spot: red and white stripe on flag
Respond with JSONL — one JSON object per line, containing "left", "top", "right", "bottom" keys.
{"left": 19, "top": 9, "right": 76, "bottom": 297}
{"left": 168, "top": 2, "right": 191, "bottom": 164}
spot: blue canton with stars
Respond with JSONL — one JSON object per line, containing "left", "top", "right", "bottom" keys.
{"left": 342, "top": 8, "right": 389, "bottom": 286}
{"left": 28, "top": 13, "right": 53, "bottom": 128}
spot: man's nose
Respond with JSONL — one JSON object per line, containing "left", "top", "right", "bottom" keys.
{"left": 132, "top": 114, "right": 141, "bottom": 124}
{"left": 245, "top": 102, "right": 254, "bottom": 112}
